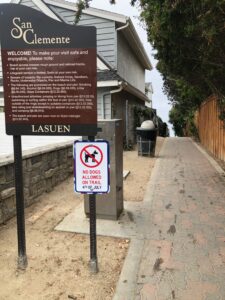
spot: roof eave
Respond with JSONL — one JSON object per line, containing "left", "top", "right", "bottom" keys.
{"left": 97, "top": 79, "right": 149, "bottom": 102}
{"left": 97, "top": 53, "right": 113, "bottom": 70}
{"left": 97, "top": 80, "right": 120, "bottom": 88}
{"left": 11, "top": 0, "right": 61, "bottom": 20}
{"left": 125, "top": 20, "right": 152, "bottom": 70}
{"left": 124, "top": 82, "right": 149, "bottom": 102}
{"left": 44, "top": 0, "right": 128, "bottom": 23}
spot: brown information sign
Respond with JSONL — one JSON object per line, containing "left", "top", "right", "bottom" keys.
{"left": 0, "top": 4, "right": 97, "bottom": 135}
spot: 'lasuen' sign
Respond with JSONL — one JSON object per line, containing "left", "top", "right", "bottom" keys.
{"left": 0, "top": 4, "right": 97, "bottom": 136}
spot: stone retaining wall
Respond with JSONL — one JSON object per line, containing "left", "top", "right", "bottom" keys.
{"left": 0, "top": 141, "right": 74, "bottom": 224}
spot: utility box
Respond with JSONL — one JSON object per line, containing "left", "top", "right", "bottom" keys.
{"left": 84, "top": 119, "right": 123, "bottom": 220}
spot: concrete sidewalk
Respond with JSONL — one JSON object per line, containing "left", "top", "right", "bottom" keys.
{"left": 56, "top": 137, "right": 225, "bottom": 300}
{"left": 132, "top": 137, "right": 225, "bottom": 300}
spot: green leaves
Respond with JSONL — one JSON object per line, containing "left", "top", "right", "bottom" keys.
{"left": 139, "top": 0, "right": 225, "bottom": 134}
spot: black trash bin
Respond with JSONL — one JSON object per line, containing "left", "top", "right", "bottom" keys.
{"left": 136, "top": 121, "right": 157, "bottom": 157}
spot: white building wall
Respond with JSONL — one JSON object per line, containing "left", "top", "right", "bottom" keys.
{"left": 117, "top": 32, "right": 145, "bottom": 93}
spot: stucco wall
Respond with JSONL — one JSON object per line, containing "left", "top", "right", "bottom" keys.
{"left": 117, "top": 32, "right": 145, "bottom": 93}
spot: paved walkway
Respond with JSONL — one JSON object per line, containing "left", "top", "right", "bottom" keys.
{"left": 56, "top": 137, "right": 225, "bottom": 300}
{"left": 134, "top": 137, "right": 225, "bottom": 300}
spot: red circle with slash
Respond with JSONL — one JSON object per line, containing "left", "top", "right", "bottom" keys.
{"left": 80, "top": 145, "right": 103, "bottom": 168}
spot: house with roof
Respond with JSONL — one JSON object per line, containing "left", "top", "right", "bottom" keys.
{"left": 0, "top": 0, "right": 153, "bottom": 144}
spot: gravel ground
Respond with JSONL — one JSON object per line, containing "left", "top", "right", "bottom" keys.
{"left": 0, "top": 137, "right": 165, "bottom": 300}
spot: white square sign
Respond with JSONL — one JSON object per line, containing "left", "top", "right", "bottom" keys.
{"left": 74, "top": 140, "right": 110, "bottom": 194}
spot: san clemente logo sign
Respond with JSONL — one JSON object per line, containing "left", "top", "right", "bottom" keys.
{"left": 0, "top": 3, "right": 99, "bottom": 272}
{"left": 11, "top": 17, "right": 71, "bottom": 45}
{"left": 0, "top": 3, "right": 97, "bottom": 136}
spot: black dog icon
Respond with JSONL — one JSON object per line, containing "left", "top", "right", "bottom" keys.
{"left": 85, "top": 150, "right": 98, "bottom": 163}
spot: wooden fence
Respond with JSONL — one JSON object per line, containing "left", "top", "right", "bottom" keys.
{"left": 195, "top": 95, "right": 225, "bottom": 162}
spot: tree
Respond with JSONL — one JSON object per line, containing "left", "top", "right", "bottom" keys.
{"left": 139, "top": 0, "right": 225, "bottom": 134}
{"left": 157, "top": 116, "right": 170, "bottom": 137}
{"left": 140, "top": 0, "right": 225, "bottom": 94}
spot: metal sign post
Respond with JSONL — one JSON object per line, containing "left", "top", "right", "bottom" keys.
{"left": 74, "top": 138, "right": 110, "bottom": 273}
{"left": 88, "top": 135, "right": 98, "bottom": 273}
{"left": 13, "top": 135, "right": 27, "bottom": 269}
{"left": 89, "top": 192, "right": 98, "bottom": 273}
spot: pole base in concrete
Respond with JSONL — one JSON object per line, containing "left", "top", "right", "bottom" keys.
{"left": 17, "top": 255, "right": 28, "bottom": 270}
{"left": 89, "top": 259, "right": 98, "bottom": 274}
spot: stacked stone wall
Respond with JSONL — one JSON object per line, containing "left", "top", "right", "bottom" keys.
{"left": 0, "top": 142, "right": 73, "bottom": 224}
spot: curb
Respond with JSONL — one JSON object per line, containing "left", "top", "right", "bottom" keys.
{"left": 112, "top": 138, "right": 168, "bottom": 300}
{"left": 192, "top": 139, "right": 225, "bottom": 176}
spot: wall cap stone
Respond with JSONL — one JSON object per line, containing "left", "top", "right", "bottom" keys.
{"left": 0, "top": 187, "right": 15, "bottom": 200}
{"left": 0, "top": 140, "right": 74, "bottom": 167}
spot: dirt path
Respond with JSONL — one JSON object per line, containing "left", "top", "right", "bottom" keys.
{"left": 0, "top": 137, "right": 164, "bottom": 300}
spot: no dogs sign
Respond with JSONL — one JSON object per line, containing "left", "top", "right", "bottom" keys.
{"left": 74, "top": 141, "right": 110, "bottom": 194}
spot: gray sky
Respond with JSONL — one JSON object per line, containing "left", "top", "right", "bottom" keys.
{"left": 0, "top": 0, "right": 174, "bottom": 135}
